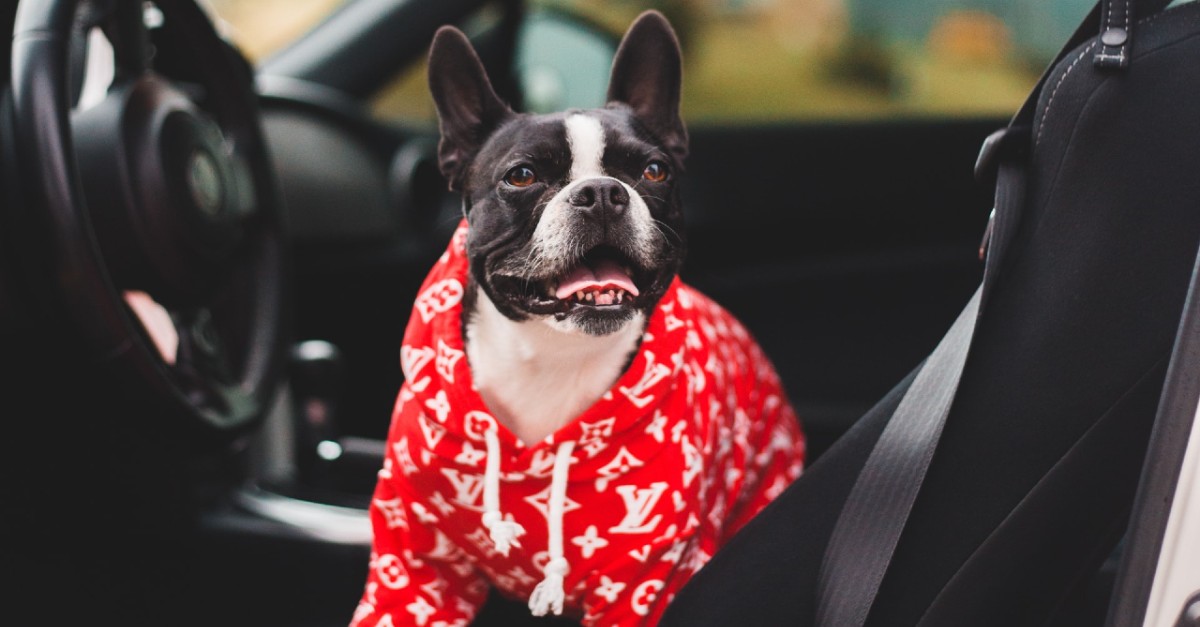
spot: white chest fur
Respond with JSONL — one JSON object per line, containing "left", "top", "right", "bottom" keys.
{"left": 465, "top": 291, "right": 644, "bottom": 445}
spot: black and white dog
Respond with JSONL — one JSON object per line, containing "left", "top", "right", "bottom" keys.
{"left": 434, "top": 15, "right": 690, "bottom": 445}
{"left": 355, "top": 12, "right": 803, "bottom": 626}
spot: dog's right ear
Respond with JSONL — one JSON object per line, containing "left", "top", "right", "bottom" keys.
{"left": 427, "top": 26, "right": 513, "bottom": 191}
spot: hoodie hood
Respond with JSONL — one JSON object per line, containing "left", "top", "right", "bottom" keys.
{"left": 398, "top": 220, "right": 689, "bottom": 474}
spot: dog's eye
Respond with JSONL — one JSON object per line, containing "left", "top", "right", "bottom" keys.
{"left": 504, "top": 166, "right": 537, "bottom": 188}
{"left": 643, "top": 161, "right": 668, "bottom": 182}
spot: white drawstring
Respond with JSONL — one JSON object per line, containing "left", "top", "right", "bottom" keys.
{"left": 479, "top": 432, "right": 575, "bottom": 614}
{"left": 482, "top": 428, "right": 525, "bottom": 556}
{"left": 529, "top": 441, "right": 574, "bottom": 616}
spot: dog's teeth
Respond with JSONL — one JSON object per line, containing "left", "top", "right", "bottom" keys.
{"left": 576, "top": 291, "right": 584, "bottom": 301}
{"left": 586, "top": 292, "right": 593, "bottom": 302}
{"left": 616, "top": 291, "right": 624, "bottom": 304}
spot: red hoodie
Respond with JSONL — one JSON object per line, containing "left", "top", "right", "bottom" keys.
{"left": 351, "top": 223, "right": 805, "bottom": 626}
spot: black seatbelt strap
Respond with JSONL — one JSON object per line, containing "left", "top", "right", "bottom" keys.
{"left": 814, "top": 126, "right": 1027, "bottom": 627}
{"left": 814, "top": 1, "right": 1175, "bottom": 625}
{"left": 815, "top": 284, "right": 981, "bottom": 626}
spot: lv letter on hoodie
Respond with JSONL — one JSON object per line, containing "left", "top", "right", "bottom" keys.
{"left": 352, "top": 223, "right": 805, "bottom": 627}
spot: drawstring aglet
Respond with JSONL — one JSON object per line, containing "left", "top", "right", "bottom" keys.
{"left": 528, "top": 557, "right": 569, "bottom": 616}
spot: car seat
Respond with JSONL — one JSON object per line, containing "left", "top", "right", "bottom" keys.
{"left": 660, "top": 0, "right": 1200, "bottom": 625}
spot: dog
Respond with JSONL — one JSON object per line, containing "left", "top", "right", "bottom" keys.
{"left": 351, "top": 11, "right": 805, "bottom": 627}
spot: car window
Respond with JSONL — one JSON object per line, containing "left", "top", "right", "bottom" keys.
{"left": 369, "top": 3, "right": 516, "bottom": 125}
{"left": 205, "top": 0, "right": 1116, "bottom": 125}
{"left": 527, "top": 0, "right": 1103, "bottom": 123}
{"left": 202, "top": 0, "right": 350, "bottom": 62}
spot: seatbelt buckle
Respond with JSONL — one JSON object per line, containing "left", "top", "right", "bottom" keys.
{"left": 974, "top": 126, "right": 1030, "bottom": 183}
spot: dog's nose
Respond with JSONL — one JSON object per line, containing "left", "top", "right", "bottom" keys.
{"left": 568, "top": 179, "right": 629, "bottom": 220}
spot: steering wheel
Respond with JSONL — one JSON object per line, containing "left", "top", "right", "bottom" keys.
{"left": 10, "top": 0, "right": 286, "bottom": 441}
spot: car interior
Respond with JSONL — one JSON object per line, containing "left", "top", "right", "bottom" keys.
{"left": 3, "top": 0, "right": 1199, "bottom": 625}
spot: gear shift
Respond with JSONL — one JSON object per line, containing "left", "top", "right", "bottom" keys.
{"left": 289, "top": 340, "right": 345, "bottom": 488}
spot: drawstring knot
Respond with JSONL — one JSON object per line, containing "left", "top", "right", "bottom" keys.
{"left": 482, "top": 428, "right": 525, "bottom": 556}
{"left": 482, "top": 511, "right": 524, "bottom": 556}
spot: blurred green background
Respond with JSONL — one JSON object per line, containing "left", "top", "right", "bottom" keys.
{"left": 205, "top": 0, "right": 1097, "bottom": 123}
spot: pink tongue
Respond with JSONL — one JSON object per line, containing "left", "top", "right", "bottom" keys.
{"left": 554, "top": 258, "right": 640, "bottom": 300}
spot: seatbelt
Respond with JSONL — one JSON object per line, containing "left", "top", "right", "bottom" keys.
{"left": 814, "top": 284, "right": 981, "bottom": 626}
{"left": 814, "top": 1, "right": 1174, "bottom": 624}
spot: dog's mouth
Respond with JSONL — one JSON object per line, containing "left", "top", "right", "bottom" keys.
{"left": 492, "top": 245, "right": 661, "bottom": 318}
{"left": 554, "top": 246, "right": 640, "bottom": 306}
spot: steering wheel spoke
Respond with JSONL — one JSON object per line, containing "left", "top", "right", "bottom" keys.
{"left": 176, "top": 308, "right": 233, "bottom": 383}
{"left": 170, "top": 307, "right": 242, "bottom": 415}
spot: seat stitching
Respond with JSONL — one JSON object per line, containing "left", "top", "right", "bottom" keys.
{"left": 1036, "top": 42, "right": 1099, "bottom": 147}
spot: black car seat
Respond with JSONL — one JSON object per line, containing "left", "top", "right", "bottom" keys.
{"left": 660, "top": 0, "right": 1200, "bottom": 625}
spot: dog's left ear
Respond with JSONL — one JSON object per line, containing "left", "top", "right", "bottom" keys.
{"left": 428, "top": 26, "right": 514, "bottom": 191}
{"left": 606, "top": 11, "right": 688, "bottom": 162}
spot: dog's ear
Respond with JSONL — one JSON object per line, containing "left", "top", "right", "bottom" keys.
{"left": 606, "top": 11, "right": 688, "bottom": 162}
{"left": 428, "top": 26, "right": 513, "bottom": 191}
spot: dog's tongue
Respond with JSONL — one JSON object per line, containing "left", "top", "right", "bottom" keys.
{"left": 554, "top": 258, "right": 639, "bottom": 300}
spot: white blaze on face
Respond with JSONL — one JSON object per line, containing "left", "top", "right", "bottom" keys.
{"left": 530, "top": 113, "right": 657, "bottom": 277}
{"left": 566, "top": 114, "right": 606, "bottom": 179}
